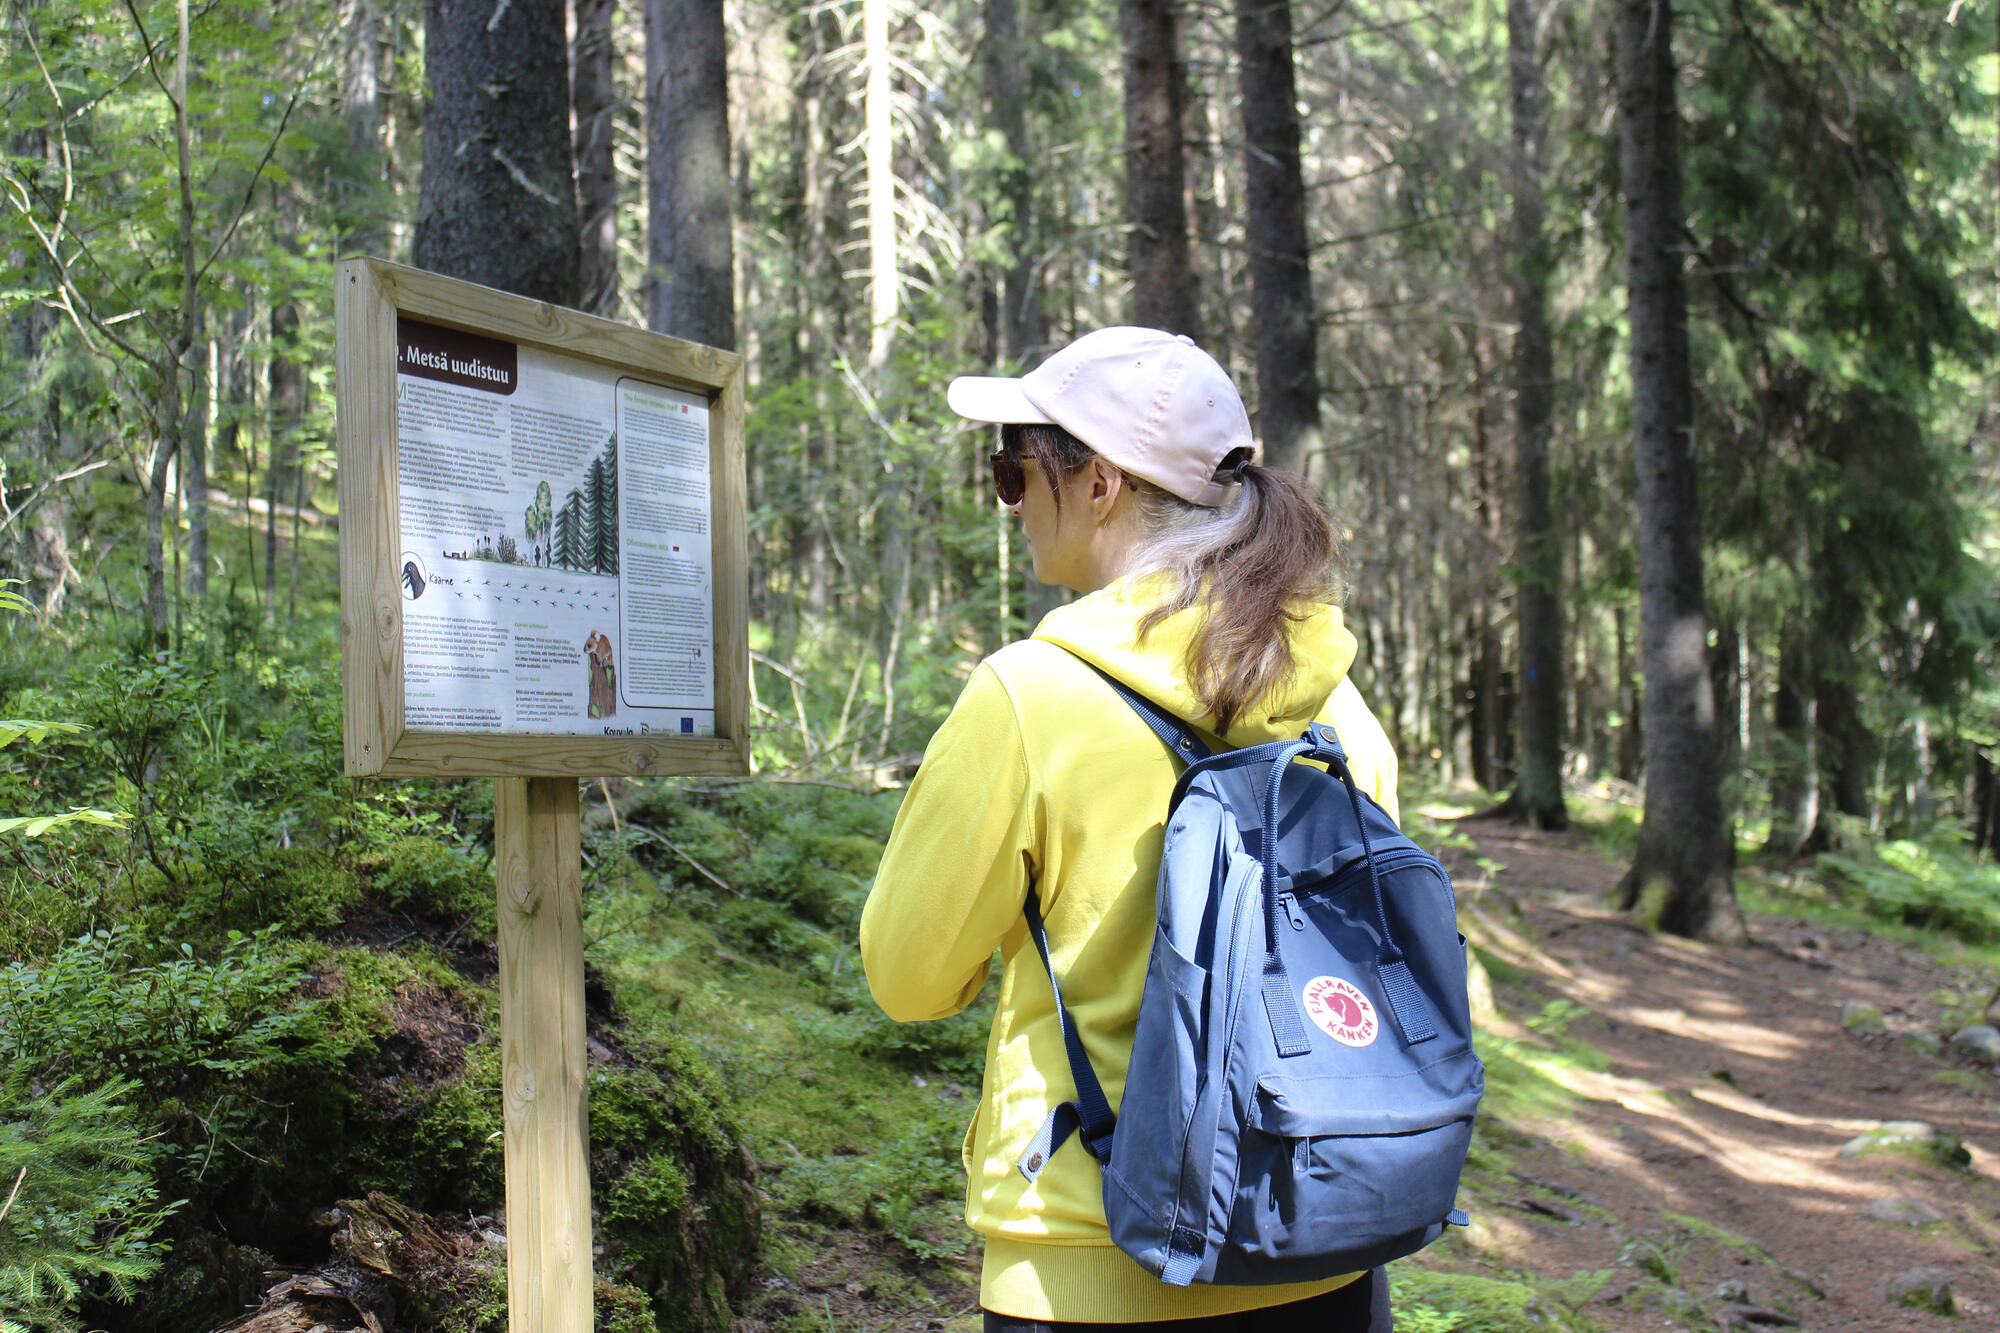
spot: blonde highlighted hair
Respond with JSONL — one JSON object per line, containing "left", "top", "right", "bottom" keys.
{"left": 1001, "top": 422, "right": 1344, "bottom": 733}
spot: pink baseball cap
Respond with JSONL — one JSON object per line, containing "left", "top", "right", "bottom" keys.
{"left": 946, "top": 327, "right": 1253, "bottom": 507}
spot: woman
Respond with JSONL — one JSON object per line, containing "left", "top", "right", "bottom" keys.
{"left": 860, "top": 328, "right": 1399, "bottom": 1330}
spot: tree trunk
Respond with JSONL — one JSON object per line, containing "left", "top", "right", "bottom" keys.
{"left": 985, "top": 0, "right": 1040, "bottom": 365}
{"left": 1613, "top": 0, "right": 1734, "bottom": 939}
{"left": 1234, "top": 0, "right": 1319, "bottom": 472}
{"left": 1465, "top": 340, "right": 1508, "bottom": 798}
{"left": 1, "top": 246, "right": 78, "bottom": 616}
{"left": 214, "top": 303, "right": 253, "bottom": 603}
{"left": 342, "top": 0, "right": 392, "bottom": 256}
{"left": 144, "top": 0, "right": 198, "bottom": 650}
{"left": 1614, "top": 601, "right": 1641, "bottom": 783}
{"left": 142, "top": 365, "right": 181, "bottom": 650}
{"left": 1186, "top": 64, "right": 1234, "bottom": 374}
{"left": 1763, "top": 617, "right": 1818, "bottom": 859}
{"left": 186, "top": 313, "right": 210, "bottom": 598}
{"left": 267, "top": 293, "right": 303, "bottom": 615}
{"left": 1710, "top": 617, "right": 1741, "bottom": 786}
{"left": 1974, "top": 747, "right": 2000, "bottom": 859}
{"left": 1504, "top": 0, "right": 1566, "bottom": 829}
{"left": 644, "top": 0, "right": 733, "bottom": 348}
{"left": 1815, "top": 669, "right": 1875, "bottom": 822}
{"left": 1467, "top": 609, "right": 1500, "bottom": 793}
{"left": 413, "top": 0, "right": 579, "bottom": 305}
{"left": 1122, "top": 0, "right": 1199, "bottom": 335}
{"left": 575, "top": 0, "right": 619, "bottom": 316}
{"left": 862, "top": 0, "right": 896, "bottom": 366}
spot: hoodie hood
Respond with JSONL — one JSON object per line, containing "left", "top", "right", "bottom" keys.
{"left": 1031, "top": 573, "right": 1356, "bottom": 748}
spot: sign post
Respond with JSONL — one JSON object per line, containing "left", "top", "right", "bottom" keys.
{"left": 494, "top": 776, "right": 589, "bottom": 1327}
{"left": 335, "top": 258, "right": 750, "bottom": 1330}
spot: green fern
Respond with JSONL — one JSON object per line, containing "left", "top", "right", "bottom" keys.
{"left": 1818, "top": 829, "right": 2000, "bottom": 944}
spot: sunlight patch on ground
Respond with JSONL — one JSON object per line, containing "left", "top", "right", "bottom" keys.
{"left": 1467, "top": 905, "right": 1579, "bottom": 982}
{"left": 1682, "top": 1083, "right": 1879, "bottom": 1134}
{"left": 1597, "top": 1002, "right": 1812, "bottom": 1060}
{"left": 1684, "top": 992, "right": 1750, "bottom": 1018}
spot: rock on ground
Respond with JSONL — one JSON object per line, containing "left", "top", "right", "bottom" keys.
{"left": 1864, "top": 1198, "right": 1944, "bottom": 1227}
{"left": 1948, "top": 1024, "right": 2000, "bottom": 1062}
{"left": 1884, "top": 1267, "right": 1956, "bottom": 1315}
{"left": 1840, "top": 1000, "right": 1887, "bottom": 1033}
{"left": 1836, "top": 1120, "right": 1972, "bottom": 1169}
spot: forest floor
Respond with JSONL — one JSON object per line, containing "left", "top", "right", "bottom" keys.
{"left": 1437, "top": 817, "right": 2000, "bottom": 1333}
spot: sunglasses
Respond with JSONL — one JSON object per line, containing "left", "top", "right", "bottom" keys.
{"left": 989, "top": 449, "right": 1027, "bottom": 506}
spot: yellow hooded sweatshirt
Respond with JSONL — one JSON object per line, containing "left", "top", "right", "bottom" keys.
{"left": 860, "top": 576, "right": 1398, "bottom": 1323}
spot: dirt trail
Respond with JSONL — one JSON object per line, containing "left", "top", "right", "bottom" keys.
{"left": 1450, "top": 820, "right": 2000, "bottom": 1332}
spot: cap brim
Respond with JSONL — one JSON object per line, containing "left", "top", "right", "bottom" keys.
{"left": 947, "top": 375, "right": 1051, "bottom": 425}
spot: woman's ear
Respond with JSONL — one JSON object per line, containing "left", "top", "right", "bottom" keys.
{"left": 1087, "top": 458, "right": 1126, "bottom": 525}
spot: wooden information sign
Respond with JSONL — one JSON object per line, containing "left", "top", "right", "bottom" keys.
{"left": 334, "top": 258, "right": 751, "bottom": 1332}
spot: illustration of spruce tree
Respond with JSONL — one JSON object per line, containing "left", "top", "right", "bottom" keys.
{"left": 587, "top": 448, "right": 618, "bottom": 574}
{"left": 602, "top": 435, "right": 619, "bottom": 561}
{"left": 556, "top": 487, "right": 588, "bottom": 569}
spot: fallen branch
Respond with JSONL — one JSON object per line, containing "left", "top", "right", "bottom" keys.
{"left": 623, "top": 825, "right": 737, "bottom": 895}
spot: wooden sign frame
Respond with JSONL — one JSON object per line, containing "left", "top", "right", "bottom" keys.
{"left": 335, "top": 257, "right": 751, "bottom": 780}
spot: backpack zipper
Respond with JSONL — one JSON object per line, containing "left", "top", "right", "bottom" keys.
{"left": 1314, "top": 846, "right": 1450, "bottom": 902}
{"left": 1279, "top": 892, "right": 1307, "bottom": 931}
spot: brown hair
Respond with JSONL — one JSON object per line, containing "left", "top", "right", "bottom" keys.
{"left": 1000, "top": 423, "right": 1344, "bottom": 734}
{"left": 1002, "top": 422, "right": 1095, "bottom": 506}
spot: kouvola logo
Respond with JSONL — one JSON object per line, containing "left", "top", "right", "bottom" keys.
{"left": 1302, "top": 975, "right": 1379, "bottom": 1048}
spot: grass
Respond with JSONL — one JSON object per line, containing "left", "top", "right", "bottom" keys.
{"left": 1390, "top": 1268, "right": 1607, "bottom": 1333}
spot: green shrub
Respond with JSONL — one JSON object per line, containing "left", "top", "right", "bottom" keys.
{"left": 771, "top": 1100, "right": 967, "bottom": 1263}
{"left": 1389, "top": 1269, "right": 1605, "bottom": 1333}
{"left": 360, "top": 836, "right": 494, "bottom": 923}
{"left": 0, "top": 927, "right": 337, "bottom": 1184}
{"left": 796, "top": 970, "right": 993, "bottom": 1082}
{"left": 133, "top": 846, "right": 363, "bottom": 944}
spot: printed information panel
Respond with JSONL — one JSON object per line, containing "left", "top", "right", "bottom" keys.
{"left": 395, "top": 317, "right": 716, "bottom": 738}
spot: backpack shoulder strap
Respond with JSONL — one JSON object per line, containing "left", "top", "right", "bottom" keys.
{"left": 1014, "top": 649, "right": 1211, "bottom": 1182}
{"left": 1018, "top": 885, "right": 1117, "bottom": 1179}
{"left": 1069, "top": 654, "right": 1213, "bottom": 763}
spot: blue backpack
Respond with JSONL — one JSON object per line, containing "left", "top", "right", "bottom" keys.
{"left": 1019, "top": 668, "right": 1483, "bottom": 1286}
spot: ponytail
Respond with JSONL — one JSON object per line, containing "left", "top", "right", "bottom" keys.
{"left": 1130, "top": 456, "right": 1344, "bottom": 734}
{"left": 999, "top": 421, "right": 1344, "bottom": 733}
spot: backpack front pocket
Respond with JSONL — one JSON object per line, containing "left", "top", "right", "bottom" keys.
{"left": 1216, "top": 1077, "right": 1479, "bottom": 1282}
